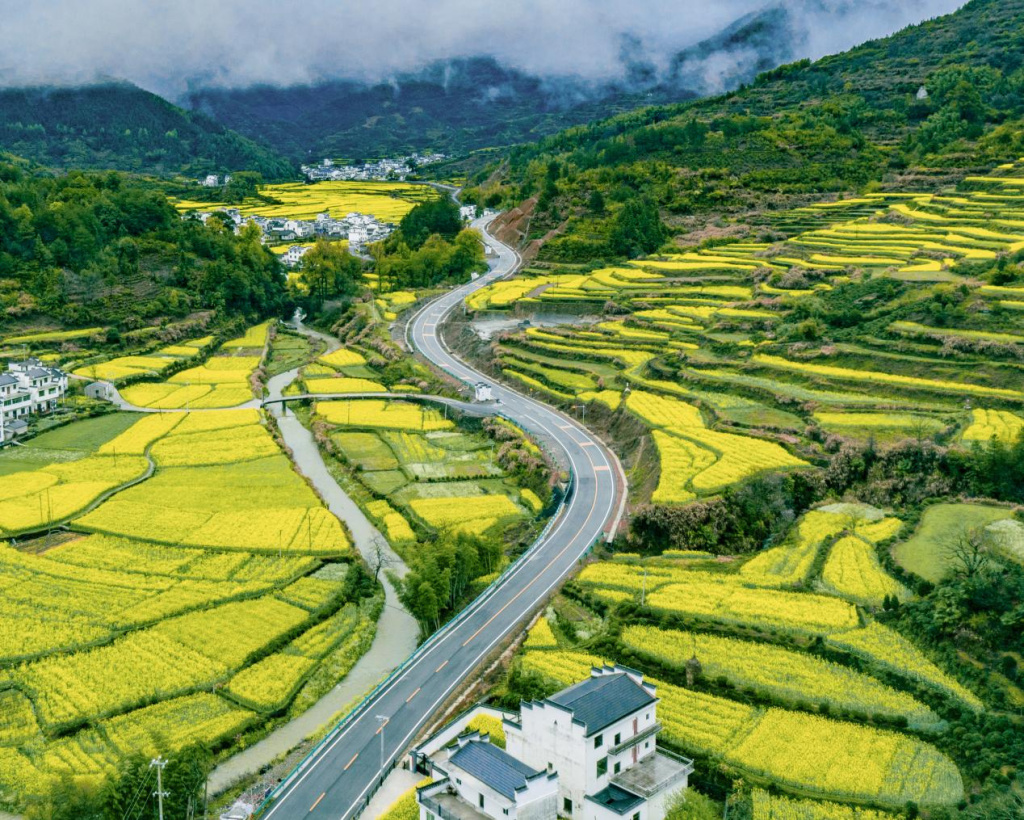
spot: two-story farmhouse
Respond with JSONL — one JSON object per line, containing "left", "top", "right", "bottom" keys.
{"left": 0, "top": 360, "right": 67, "bottom": 442}
{"left": 414, "top": 666, "right": 692, "bottom": 820}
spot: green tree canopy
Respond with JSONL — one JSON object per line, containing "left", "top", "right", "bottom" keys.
{"left": 398, "top": 197, "right": 463, "bottom": 249}
{"left": 299, "top": 239, "right": 363, "bottom": 303}
{"left": 609, "top": 196, "right": 666, "bottom": 257}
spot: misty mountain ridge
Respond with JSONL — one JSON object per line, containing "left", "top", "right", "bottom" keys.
{"left": 183, "top": 2, "right": 820, "bottom": 161}
{"left": 0, "top": 82, "right": 291, "bottom": 177}
{"left": 0, "top": 0, "right": 965, "bottom": 175}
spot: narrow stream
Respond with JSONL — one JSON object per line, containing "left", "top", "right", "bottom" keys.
{"left": 208, "top": 321, "right": 418, "bottom": 795}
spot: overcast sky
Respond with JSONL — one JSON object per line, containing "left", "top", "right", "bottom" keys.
{"left": 0, "top": 0, "right": 966, "bottom": 98}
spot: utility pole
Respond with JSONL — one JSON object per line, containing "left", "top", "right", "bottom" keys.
{"left": 151, "top": 757, "right": 168, "bottom": 820}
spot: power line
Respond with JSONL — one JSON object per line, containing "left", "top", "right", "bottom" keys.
{"left": 122, "top": 765, "right": 154, "bottom": 820}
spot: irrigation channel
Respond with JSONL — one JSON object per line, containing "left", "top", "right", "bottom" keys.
{"left": 258, "top": 215, "right": 625, "bottom": 819}
{"left": 36, "top": 214, "right": 624, "bottom": 818}
{"left": 205, "top": 324, "right": 421, "bottom": 795}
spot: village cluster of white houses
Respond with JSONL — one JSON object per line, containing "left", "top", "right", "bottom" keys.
{"left": 0, "top": 359, "right": 68, "bottom": 442}
{"left": 301, "top": 153, "right": 446, "bottom": 182}
{"left": 412, "top": 666, "right": 692, "bottom": 820}
{"left": 199, "top": 174, "right": 232, "bottom": 187}
{"left": 186, "top": 209, "right": 393, "bottom": 264}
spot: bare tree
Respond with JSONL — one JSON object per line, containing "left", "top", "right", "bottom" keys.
{"left": 369, "top": 534, "right": 392, "bottom": 583}
{"left": 945, "top": 527, "right": 989, "bottom": 579}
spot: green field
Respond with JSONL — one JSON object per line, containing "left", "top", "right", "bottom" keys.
{"left": 318, "top": 404, "right": 534, "bottom": 547}
{"left": 892, "top": 503, "right": 1015, "bottom": 583}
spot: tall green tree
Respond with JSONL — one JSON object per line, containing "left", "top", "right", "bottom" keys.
{"left": 609, "top": 196, "right": 666, "bottom": 257}
{"left": 397, "top": 198, "right": 463, "bottom": 249}
{"left": 299, "top": 239, "right": 363, "bottom": 303}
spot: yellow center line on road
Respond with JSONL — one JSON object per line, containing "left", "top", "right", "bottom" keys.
{"left": 309, "top": 792, "right": 326, "bottom": 812}
{"left": 435, "top": 660, "right": 449, "bottom": 672}
{"left": 406, "top": 687, "right": 421, "bottom": 702}
{"left": 375, "top": 718, "right": 390, "bottom": 735}
{"left": 344, "top": 753, "right": 358, "bottom": 771}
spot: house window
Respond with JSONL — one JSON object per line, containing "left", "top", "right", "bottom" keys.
{"left": 564, "top": 797, "right": 573, "bottom": 814}
{"left": 614, "top": 762, "right": 621, "bottom": 774}
{"left": 456, "top": 778, "right": 462, "bottom": 785}
{"left": 614, "top": 732, "right": 621, "bottom": 745}
{"left": 632, "top": 814, "right": 641, "bottom": 820}
{"left": 597, "top": 757, "right": 608, "bottom": 778}
{"left": 503, "top": 810, "right": 509, "bottom": 816}
{"left": 645, "top": 741, "right": 650, "bottom": 749}
{"left": 646, "top": 713, "right": 650, "bottom": 720}
{"left": 479, "top": 794, "right": 485, "bottom": 809}
{"left": 594, "top": 733, "right": 603, "bottom": 748}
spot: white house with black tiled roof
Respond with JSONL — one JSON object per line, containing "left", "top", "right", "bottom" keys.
{"left": 417, "top": 730, "right": 558, "bottom": 820}
{"left": 0, "top": 360, "right": 67, "bottom": 441}
{"left": 414, "top": 666, "right": 692, "bottom": 820}
{"left": 505, "top": 665, "right": 692, "bottom": 820}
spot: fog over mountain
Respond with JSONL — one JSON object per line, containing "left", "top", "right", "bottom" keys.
{"left": 0, "top": 0, "right": 965, "bottom": 98}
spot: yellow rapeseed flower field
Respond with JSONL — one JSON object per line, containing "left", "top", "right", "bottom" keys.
{"left": 316, "top": 399, "right": 454, "bottom": 431}
{"left": 0, "top": 454, "right": 149, "bottom": 535}
{"left": 621, "top": 624, "right": 938, "bottom": 727}
{"left": 961, "top": 408, "right": 1024, "bottom": 444}
{"left": 751, "top": 789, "right": 897, "bottom": 820}
{"left": 319, "top": 347, "right": 367, "bottom": 367}
{"left": 408, "top": 494, "right": 522, "bottom": 534}
{"left": 626, "top": 390, "right": 807, "bottom": 500}
{"left": 826, "top": 623, "right": 982, "bottom": 710}
{"left": 754, "top": 354, "right": 1024, "bottom": 400}
{"left": 821, "top": 536, "right": 913, "bottom": 607}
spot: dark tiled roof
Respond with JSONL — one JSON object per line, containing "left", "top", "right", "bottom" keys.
{"left": 585, "top": 784, "right": 645, "bottom": 816}
{"left": 450, "top": 741, "right": 542, "bottom": 800}
{"left": 0, "top": 374, "right": 18, "bottom": 386}
{"left": 547, "top": 673, "right": 656, "bottom": 736}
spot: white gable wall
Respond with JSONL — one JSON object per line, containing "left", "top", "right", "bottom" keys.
{"left": 507, "top": 699, "right": 658, "bottom": 820}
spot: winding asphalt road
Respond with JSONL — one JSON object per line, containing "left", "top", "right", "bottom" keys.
{"left": 261, "top": 217, "right": 625, "bottom": 819}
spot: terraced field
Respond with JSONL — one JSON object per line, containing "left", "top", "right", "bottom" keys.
{"left": 315, "top": 399, "right": 540, "bottom": 551}
{"left": 119, "top": 322, "right": 271, "bottom": 409}
{"left": 467, "top": 160, "right": 1024, "bottom": 508}
{"left": 513, "top": 503, "right": 978, "bottom": 810}
{"left": 73, "top": 335, "right": 214, "bottom": 382}
{"left": 0, "top": 397, "right": 377, "bottom": 807}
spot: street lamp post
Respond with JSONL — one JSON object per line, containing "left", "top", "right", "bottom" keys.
{"left": 376, "top": 715, "right": 388, "bottom": 773}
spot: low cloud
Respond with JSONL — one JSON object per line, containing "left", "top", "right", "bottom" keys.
{"left": 0, "top": 0, "right": 966, "bottom": 98}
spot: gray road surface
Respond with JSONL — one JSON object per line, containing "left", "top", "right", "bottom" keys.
{"left": 260, "top": 217, "right": 624, "bottom": 819}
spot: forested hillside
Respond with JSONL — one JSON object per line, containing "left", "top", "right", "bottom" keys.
{"left": 0, "top": 162, "right": 290, "bottom": 335}
{"left": 464, "top": 0, "right": 1024, "bottom": 260}
{"left": 186, "top": 58, "right": 688, "bottom": 164}
{"left": 0, "top": 83, "right": 292, "bottom": 178}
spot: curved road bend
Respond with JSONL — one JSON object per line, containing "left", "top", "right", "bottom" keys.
{"left": 262, "top": 217, "right": 623, "bottom": 820}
